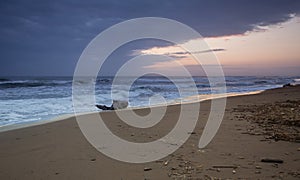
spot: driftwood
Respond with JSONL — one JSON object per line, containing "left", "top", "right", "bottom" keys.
{"left": 96, "top": 100, "right": 128, "bottom": 110}
{"left": 95, "top": 104, "right": 114, "bottom": 110}
{"left": 261, "top": 158, "right": 283, "bottom": 163}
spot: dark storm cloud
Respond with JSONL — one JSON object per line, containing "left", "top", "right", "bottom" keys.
{"left": 1, "top": 0, "right": 299, "bottom": 38}
{"left": 0, "top": 0, "right": 300, "bottom": 76}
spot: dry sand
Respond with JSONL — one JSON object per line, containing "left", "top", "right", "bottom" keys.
{"left": 0, "top": 85, "right": 299, "bottom": 179}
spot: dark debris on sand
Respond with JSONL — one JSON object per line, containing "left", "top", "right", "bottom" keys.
{"left": 233, "top": 100, "right": 300, "bottom": 142}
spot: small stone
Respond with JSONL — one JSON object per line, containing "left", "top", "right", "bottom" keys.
{"left": 196, "top": 165, "right": 203, "bottom": 169}
{"left": 255, "top": 166, "right": 262, "bottom": 169}
{"left": 297, "top": 148, "right": 300, "bottom": 151}
{"left": 255, "top": 170, "right": 261, "bottom": 174}
{"left": 232, "top": 170, "right": 236, "bottom": 174}
{"left": 164, "top": 160, "right": 169, "bottom": 166}
{"left": 144, "top": 167, "right": 152, "bottom": 171}
{"left": 238, "top": 156, "right": 245, "bottom": 159}
{"left": 217, "top": 168, "right": 221, "bottom": 172}
{"left": 171, "top": 167, "right": 176, "bottom": 170}
{"left": 90, "top": 158, "right": 96, "bottom": 162}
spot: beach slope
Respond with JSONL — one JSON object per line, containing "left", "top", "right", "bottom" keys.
{"left": 0, "top": 86, "right": 299, "bottom": 179}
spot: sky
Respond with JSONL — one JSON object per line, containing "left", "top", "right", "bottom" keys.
{"left": 0, "top": 0, "right": 300, "bottom": 76}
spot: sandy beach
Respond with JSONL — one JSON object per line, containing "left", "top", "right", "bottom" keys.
{"left": 0, "top": 85, "right": 299, "bottom": 179}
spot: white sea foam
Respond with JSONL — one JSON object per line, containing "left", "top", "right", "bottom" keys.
{"left": 0, "top": 76, "right": 298, "bottom": 127}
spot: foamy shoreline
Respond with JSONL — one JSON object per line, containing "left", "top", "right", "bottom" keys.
{"left": 0, "top": 90, "right": 263, "bottom": 133}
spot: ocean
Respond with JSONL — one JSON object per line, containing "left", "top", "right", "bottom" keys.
{"left": 0, "top": 76, "right": 299, "bottom": 127}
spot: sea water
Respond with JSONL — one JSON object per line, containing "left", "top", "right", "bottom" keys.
{"left": 0, "top": 76, "right": 298, "bottom": 127}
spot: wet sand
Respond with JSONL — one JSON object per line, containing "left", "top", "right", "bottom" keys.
{"left": 0, "top": 85, "right": 299, "bottom": 179}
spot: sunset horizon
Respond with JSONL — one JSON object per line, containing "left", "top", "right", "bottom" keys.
{"left": 1, "top": 1, "right": 300, "bottom": 179}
